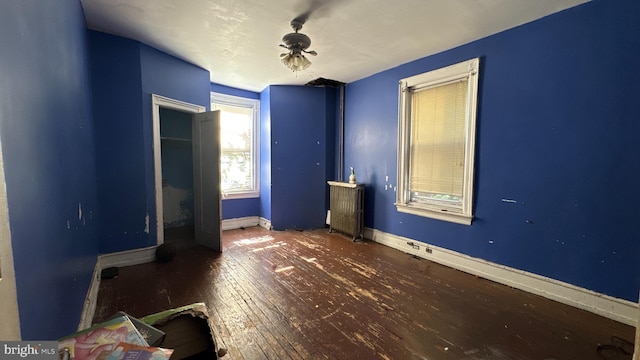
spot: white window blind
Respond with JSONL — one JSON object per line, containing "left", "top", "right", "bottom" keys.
{"left": 409, "top": 80, "right": 468, "bottom": 198}
{"left": 396, "top": 58, "right": 479, "bottom": 225}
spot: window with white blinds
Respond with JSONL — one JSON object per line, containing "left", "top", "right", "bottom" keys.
{"left": 397, "top": 58, "right": 480, "bottom": 225}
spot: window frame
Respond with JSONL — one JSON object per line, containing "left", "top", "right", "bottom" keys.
{"left": 396, "top": 58, "right": 480, "bottom": 225}
{"left": 211, "top": 92, "right": 260, "bottom": 200}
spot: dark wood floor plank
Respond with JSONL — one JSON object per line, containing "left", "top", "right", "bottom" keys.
{"left": 276, "top": 235, "right": 415, "bottom": 359}
{"left": 94, "top": 226, "right": 635, "bottom": 360}
{"left": 223, "top": 230, "right": 366, "bottom": 359}
{"left": 218, "top": 251, "right": 324, "bottom": 358}
{"left": 217, "top": 260, "right": 298, "bottom": 360}
{"left": 215, "top": 229, "right": 337, "bottom": 358}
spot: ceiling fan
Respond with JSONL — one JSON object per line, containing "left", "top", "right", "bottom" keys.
{"left": 279, "top": 18, "right": 317, "bottom": 72}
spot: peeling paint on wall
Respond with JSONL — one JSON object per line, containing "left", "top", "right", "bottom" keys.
{"left": 162, "top": 185, "right": 194, "bottom": 228}
{"left": 144, "top": 212, "right": 150, "bottom": 234}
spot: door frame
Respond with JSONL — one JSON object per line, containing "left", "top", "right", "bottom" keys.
{"left": 151, "top": 94, "right": 205, "bottom": 246}
{"left": 0, "top": 135, "right": 21, "bottom": 340}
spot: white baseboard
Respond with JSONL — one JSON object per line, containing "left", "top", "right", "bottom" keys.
{"left": 78, "top": 246, "right": 158, "bottom": 330}
{"left": 81, "top": 225, "right": 635, "bottom": 330}
{"left": 364, "top": 227, "right": 638, "bottom": 327}
{"left": 78, "top": 257, "right": 103, "bottom": 330}
{"left": 259, "top": 217, "right": 272, "bottom": 230}
{"left": 222, "top": 216, "right": 260, "bottom": 231}
{"left": 80, "top": 217, "right": 273, "bottom": 328}
{"left": 100, "top": 246, "right": 158, "bottom": 269}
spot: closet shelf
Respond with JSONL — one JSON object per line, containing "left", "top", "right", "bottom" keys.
{"left": 161, "top": 136, "right": 191, "bottom": 142}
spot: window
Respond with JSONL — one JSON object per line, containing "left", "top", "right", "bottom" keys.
{"left": 211, "top": 92, "right": 260, "bottom": 199}
{"left": 396, "top": 58, "right": 480, "bottom": 225}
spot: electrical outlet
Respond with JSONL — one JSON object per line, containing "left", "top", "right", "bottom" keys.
{"left": 406, "top": 241, "right": 419, "bottom": 250}
{"left": 425, "top": 247, "right": 432, "bottom": 254}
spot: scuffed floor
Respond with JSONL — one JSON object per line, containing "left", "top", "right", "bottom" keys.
{"left": 94, "top": 226, "right": 634, "bottom": 359}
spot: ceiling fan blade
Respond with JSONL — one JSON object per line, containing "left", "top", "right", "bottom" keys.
{"left": 294, "top": 0, "right": 341, "bottom": 24}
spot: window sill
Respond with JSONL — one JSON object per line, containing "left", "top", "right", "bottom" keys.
{"left": 222, "top": 191, "right": 259, "bottom": 200}
{"left": 396, "top": 203, "right": 472, "bottom": 225}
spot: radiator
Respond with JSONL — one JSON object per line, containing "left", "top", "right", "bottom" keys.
{"left": 328, "top": 181, "right": 364, "bottom": 241}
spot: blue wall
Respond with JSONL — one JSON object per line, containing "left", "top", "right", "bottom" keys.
{"left": 269, "top": 86, "right": 334, "bottom": 230}
{"left": 210, "top": 83, "right": 261, "bottom": 220}
{"left": 211, "top": 83, "right": 260, "bottom": 100}
{"left": 344, "top": 0, "right": 640, "bottom": 302}
{"left": 88, "top": 31, "right": 146, "bottom": 254}
{"left": 89, "top": 32, "right": 210, "bottom": 253}
{"left": 140, "top": 44, "right": 211, "bottom": 243}
{"left": 0, "top": 0, "right": 100, "bottom": 339}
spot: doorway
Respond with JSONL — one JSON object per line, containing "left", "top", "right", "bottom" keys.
{"left": 152, "top": 94, "right": 222, "bottom": 251}
{"left": 159, "top": 107, "right": 196, "bottom": 248}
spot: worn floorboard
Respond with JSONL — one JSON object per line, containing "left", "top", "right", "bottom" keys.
{"left": 94, "top": 226, "right": 634, "bottom": 359}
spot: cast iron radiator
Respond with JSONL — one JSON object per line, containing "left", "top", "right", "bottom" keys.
{"left": 327, "top": 181, "right": 364, "bottom": 241}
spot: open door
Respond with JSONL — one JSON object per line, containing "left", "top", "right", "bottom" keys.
{"left": 192, "top": 111, "right": 222, "bottom": 251}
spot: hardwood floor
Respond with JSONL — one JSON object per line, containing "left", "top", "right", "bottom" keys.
{"left": 94, "top": 226, "right": 634, "bottom": 359}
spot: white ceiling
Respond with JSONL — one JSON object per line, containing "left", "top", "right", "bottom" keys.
{"left": 81, "top": 0, "right": 589, "bottom": 92}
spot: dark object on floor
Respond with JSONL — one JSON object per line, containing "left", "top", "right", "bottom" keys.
{"left": 100, "top": 266, "right": 119, "bottom": 279}
{"left": 140, "top": 303, "right": 219, "bottom": 359}
{"left": 156, "top": 243, "right": 176, "bottom": 262}
{"left": 597, "top": 335, "right": 634, "bottom": 360}
{"left": 610, "top": 336, "right": 635, "bottom": 355}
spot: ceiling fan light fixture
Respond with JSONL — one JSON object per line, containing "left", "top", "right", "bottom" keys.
{"left": 281, "top": 50, "right": 311, "bottom": 72}
{"left": 279, "top": 18, "right": 316, "bottom": 73}
{"left": 282, "top": 32, "right": 311, "bottom": 50}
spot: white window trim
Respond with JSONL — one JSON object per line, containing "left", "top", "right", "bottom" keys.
{"left": 211, "top": 92, "right": 260, "bottom": 200}
{"left": 396, "top": 58, "right": 480, "bottom": 225}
